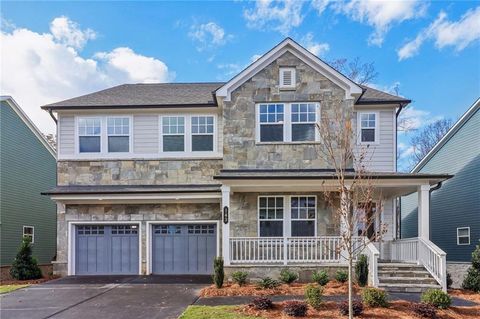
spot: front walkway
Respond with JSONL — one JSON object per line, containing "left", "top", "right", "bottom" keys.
{"left": 0, "top": 275, "right": 210, "bottom": 319}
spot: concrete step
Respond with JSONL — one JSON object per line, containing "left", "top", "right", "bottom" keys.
{"left": 378, "top": 283, "right": 441, "bottom": 293}
{"left": 378, "top": 265, "right": 426, "bottom": 272}
{"left": 378, "top": 276, "right": 438, "bottom": 285}
{"left": 378, "top": 270, "right": 431, "bottom": 278}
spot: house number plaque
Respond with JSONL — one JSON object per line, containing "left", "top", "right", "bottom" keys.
{"left": 223, "top": 206, "right": 229, "bottom": 224}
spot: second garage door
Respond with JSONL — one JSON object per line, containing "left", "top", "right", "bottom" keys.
{"left": 152, "top": 224, "right": 217, "bottom": 274}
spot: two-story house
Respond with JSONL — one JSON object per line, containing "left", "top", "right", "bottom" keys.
{"left": 42, "top": 38, "right": 451, "bottom": 292}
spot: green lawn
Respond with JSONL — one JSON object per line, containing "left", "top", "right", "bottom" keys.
{"left": 178, "top": 306, "right": 259, "bottom": 319}
{"left": 0, "top": 284, "right": 29, "bottom": 294}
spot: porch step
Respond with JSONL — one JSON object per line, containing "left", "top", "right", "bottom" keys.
{"left": 377, "top": 262, "right": 441, "bottom": 293}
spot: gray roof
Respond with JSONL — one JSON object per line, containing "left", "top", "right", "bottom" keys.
{"left": 42, "top": 82, "right": 409, "bottom": 110}
{"left": 42, "top": 184, "right": 222, "bottom": 195}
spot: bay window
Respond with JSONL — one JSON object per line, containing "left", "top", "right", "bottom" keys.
{"left": 162, "top": 116, "right": 185, "bottom": 152}
{"left": 107, "top": 117, "right": 130, "bottom": 152}
{"left": 192, "top": 116, "right": 214, "bottom": 151}
{"left": 258, "top": 196, "right": 284, "bottom": 237}
{"left": 78, "top": 118, "right": 101, "bottom": 153}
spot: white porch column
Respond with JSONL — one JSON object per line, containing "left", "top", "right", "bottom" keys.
{"left": 418, "top": 184, "right": 430, "bottom": 240}
{"left": 221, "top": 185, "right": 231, "bottom": 266}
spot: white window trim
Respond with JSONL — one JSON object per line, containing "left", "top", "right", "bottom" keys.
{"left": 191, "top": 115, "right": 216, "bottom": 153}
{"left": 159, "top": 114, "right": 217, "bottom": 157}
{"left": 106, "top": 116, "right": 133, "bottom": 154}
{"left": 457, "top": 227, "right": 470, "bottom": 245}
{"left": 76, "top": 116, "right": 102, "bottom": 155}
{"left": 258, "top": 195, "right": 286, "bottom": 237}
{"left": 290, "top": 195, "right": 317, "bottom": 237}
{"left": 255, "top": 103, "right": 320, "bottom": 143}
{"left": 357, "top": 111, "right": 380, "bottom": 145}
{"left": 23, "top": 225, "right": 34, "bottom": 244}
{"left": 279, "top": 67, "right": 296, "bottom": 89}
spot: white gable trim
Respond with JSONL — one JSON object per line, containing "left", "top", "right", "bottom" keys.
{"left": 1, "top": 96, "right": 56, "bottom": 158}
{"left": 412, "top": 97, "right": 480, "bottom": 173}
{"left": 216, "top": 38, "right": 362, "bottom": 102}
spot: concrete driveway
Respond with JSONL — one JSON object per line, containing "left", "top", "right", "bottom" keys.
{"left": 0, "top": 275, "right": 210, "bottom": 319}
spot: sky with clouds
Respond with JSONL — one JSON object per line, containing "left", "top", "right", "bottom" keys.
{"left": 1, "top": 0, "right": 479, "bottom": 170}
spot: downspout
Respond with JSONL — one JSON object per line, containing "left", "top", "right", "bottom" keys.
{"left": 48, "top": 108, "right": 58, "bottom": 124}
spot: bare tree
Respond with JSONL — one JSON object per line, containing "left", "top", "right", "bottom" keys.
{"left": 42, "top": 133, "right": 57, "bottom": 150}
{"left": 409, "top": 118, "right": 452, "bottom": 164}
{"left": 329, "top": 57, "right": 379, "bottom": 85}
{"left": 316, "top": 104, "right": 386, "bottom": 318}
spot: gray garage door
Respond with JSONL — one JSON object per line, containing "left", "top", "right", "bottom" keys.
{"left": 75, "top": 225, "right": 139, "bottom": 275}
{"left": 152, "top": 224, "right": 217, "bottom": 274}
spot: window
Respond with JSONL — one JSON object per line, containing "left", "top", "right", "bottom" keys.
{"left": 258, "top": 196, "right": 284, "bottom": 237}
{"left": 291, "top": 196, "right": 316, "bottom": 236}
{"left": 78, "top": 118, "right": 101, "bottom": 152}
{"left": 162, "top": 116, "right": 185, "bottom": 152}
{"left": 23, "top": 226, "right": 34, "bottom": 243}
{"left": 358, "top": 113, "right": 377, "bottom": 143}
{"left": 192, "top": 116, "right": 214, "bottom": 151}
{"left": 457, "top": 227, "right": 470, "bottom": 245}
{"left": 107, "top": 117, "right": 130, "bottom": 152}
{"left": 188, "top": 224, "right": 215, "bottom": 234}
{"left": 111, "top": 225, "right": 138, "bottom": 235}
{"left": 259, "top": 104, "right": 284, "bottom": 142}
{"left": 291, "top": 103, "right": 317, "bottom": 141}
{"left": 279, "top": 67, "right": 296, "bottom": 88}
{"left": 77, "top": 225, "right": 104, "bottom": 235}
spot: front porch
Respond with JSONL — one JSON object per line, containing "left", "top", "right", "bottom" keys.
{"left": 215, "top": 169, "right": 451, "bottom": 291}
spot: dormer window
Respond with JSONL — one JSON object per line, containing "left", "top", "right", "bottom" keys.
{"left": 279, "top": 67, "right": 296, "bottom": 89}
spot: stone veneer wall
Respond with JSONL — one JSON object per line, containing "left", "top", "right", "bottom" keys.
{"left": 447, "top": 262, "right": 471, "bottom": 288}
{"left": 54, "top": 202, "right": 220, "bottom": 276}
{"left": 223, "top": 51, "right": 354, "bottom": 169}
{"left": 230, "top": 192, "right": 339, "bottom": 237}
{"left": 57, "top": 159, "right": 223, "bottom": 185}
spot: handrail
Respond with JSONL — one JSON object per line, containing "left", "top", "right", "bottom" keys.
{"left": 363, "top": 240, "right": 380, "bottom": 287}
{"left": 418, "top": 238, "right": 447, "bottom": 292}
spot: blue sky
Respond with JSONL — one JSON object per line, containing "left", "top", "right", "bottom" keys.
{"left": 1, "top": 1, "right": 479, "bottom": 170}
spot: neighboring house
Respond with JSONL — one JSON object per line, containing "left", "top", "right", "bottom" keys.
{"left": 401, "top": 98, "right": 480, "bottom": 287}
{"left": 0, "top": 96, "right": 57, "bottom": 275}
{"left": 42, "top": 38, "right": 451, "bottom": 291}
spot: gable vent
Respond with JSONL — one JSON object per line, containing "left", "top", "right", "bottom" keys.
{"left": 280, "top": 67, "right": 296, "bottom": 88}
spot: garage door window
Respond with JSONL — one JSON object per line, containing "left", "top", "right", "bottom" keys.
{"left": 154, "top": 225, "right": 181, "bottom": 234}
{"left": 112, "top": 225, "right": 138, "bottom": 234}
{"left": 188, "top": 225, "right": 215, "bottom": 234}
{"left": 77, "top": 225, "right": 104, "bottom": 235}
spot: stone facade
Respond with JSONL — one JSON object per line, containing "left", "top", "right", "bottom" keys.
{"left": 57, "top": 159, "right": 222, "bottom": 185}
{"left": 223, "top": 51, "right": 353, "bottom": 169}
{"left": 447, "top": 262, "right": 471, "bottom": 288}
{"left": 230, "top": 192, "right": 339, "bottom": 237}
{"left": 54, "top": 202, "right": 220, "bottom": 276}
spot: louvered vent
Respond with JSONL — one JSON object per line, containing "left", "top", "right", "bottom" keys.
{"left": 280, "top": 68, "right": 295, "bottom": 88}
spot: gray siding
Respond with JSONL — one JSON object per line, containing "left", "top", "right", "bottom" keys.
{"left": 0, "top": 101, "right": 57, "bottom": 266}
{"left": 58, "top": 115, "right": 75, "bottom": 155}
{"left": 401, "top": 107, "right": 480, "bottom": 262}
{"left": 133, "top": 115, "right": 158, "bottom": 154}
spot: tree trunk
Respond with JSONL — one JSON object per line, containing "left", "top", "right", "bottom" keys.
{"left": 348, "top": 255, "right": 353, "bottom": 319}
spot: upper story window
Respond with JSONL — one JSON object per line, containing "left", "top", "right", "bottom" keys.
{"left": 257, "top": 103, "right": 319, "bottom": 143}
{"left": 192, "top": 116, "right": 214, "bottom": 151}
{"left": 457, "top": 227, "right": 470, "bottom": 245}
{"left": 358, "top": 112, "right": 378, "bottom": 143}
{"left": 23, "top": 226, "right": 34, "bottom": 243}
{"left": 78, "top": 118, "right": 101, "bottom": 153}
{"left": 279, "top": 67, "right": 296, "bottom": 89}
{"left": 162, "top": 116, "right": 185, "bottom": 152}
{"left": 107, "top": 117, "right": 130, "bottom": 152}
{"left": 259, "top": 104, "right": 284, "bottom": 142}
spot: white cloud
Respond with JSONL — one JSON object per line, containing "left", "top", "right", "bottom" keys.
{"left": 251, "top": 54, "right": 262, "bottom": 63}
{"left": 311, "top": 0, "right": 331, "bottom": 15}
{"left": 243, "top": 0, "right": 304, "bottom": 35}
{"left": 300, "top": 32, "right": 330, "bottom": 56}
{"left": 397, "top": 142, "right": 415, "bottom": 159}
{"left": 398, "top": 7, "right": 480, "bottom": 60}
{"left": 50, "top": 16, "right": 96, "bottom": 49}
{"left": 189, "top": 22, "right": 232, "bottom": 51}
{"left": 1, "top": 17, "right": 173, "bottom": 134}
{"left": 398, "top": 106, "right": 443, "bottom": 132}
{"left": 332, "top": 0, "right": 427, "bottom": 46}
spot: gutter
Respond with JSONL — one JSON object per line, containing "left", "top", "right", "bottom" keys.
{"left": 430, "top": 181, "right": 443, "bottom": 192}
{"left": 48, "top": 109, "right": 57, "bottom": 124}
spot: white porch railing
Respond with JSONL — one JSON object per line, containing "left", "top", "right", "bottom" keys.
{"left": 363, "top": 241, "right": 380, "bottom": 287}
{"left": 390, "top": 237, "right": 447, "bottom": 291}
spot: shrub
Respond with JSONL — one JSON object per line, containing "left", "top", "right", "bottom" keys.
{"left": 280, "top": 268, "right": 298, "bottom": 284}
{"left": 283, "top": 301, "right": 308, "bottom": 317}
{"left": 420, "top": 289, "right": 451, "bottom": 309}
{"left": 251, "top": 297, "right": 273, "bottom": 310}
{"left": 335, "top": 270, "right": 348, "bottom": 283}
{"left": 212, "top": 257, "right": 224, "bottom": 288}
{"left": 410, "top": 302, "right": 437, "bottom": 319}
{"left": 257, "top": 277, "right": 281, "bottom": 289}
{"left": 361, "top": 287, "right": 388, "bottom": 307}
{"left": 462, "top": 245, "right": 480, "bottom": 292}
{"left": 232, "top": 271, "right": 248, "bottom": 286}
{"left": 339, "top": 300, "right": 364, "bottom": 317}
{"left": 355, "top": 254, "right": 369, "bottom": 287}
{"left": 10, "top": 237, "right": 42, "bottom": 280}
{"left": 446, "top": 272, "right": 453, "bottom": 289}
{"left": 304, "top": 284, "right": 323, "bottom": 310}
{"left": 312, "top": 270, "right": 329, "bottom": 286}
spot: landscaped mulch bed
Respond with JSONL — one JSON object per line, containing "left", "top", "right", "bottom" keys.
{"left": 449, "top": 289, "right": 480, "bottom": 303}
{"left": 200, "top": 281, "right": 359, "bottom": 297}
{"left": 0, "top": 275, "right": 59, "bottom": 286}
{"left": 239, "top": 300, "right": 480, "bottom": 319}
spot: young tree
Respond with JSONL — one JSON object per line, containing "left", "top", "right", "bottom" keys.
{"left": 315, "top": 103, "right": 386, "bottom": 318}
{"left": 409, "top": 118, "right": 453, "bottom": 164}
{"left": 10, "top": 236, "right": 42, "bottom": 280}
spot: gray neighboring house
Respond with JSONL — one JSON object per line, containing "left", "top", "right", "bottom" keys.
{"left": 0, "top": 96, "right": 57, "bottom": 275}
{"left": 401, "top": 98, "right": 480, "bottom": 287}
{"left": 42, "top": 38, "right": 452, "bottom": 292}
